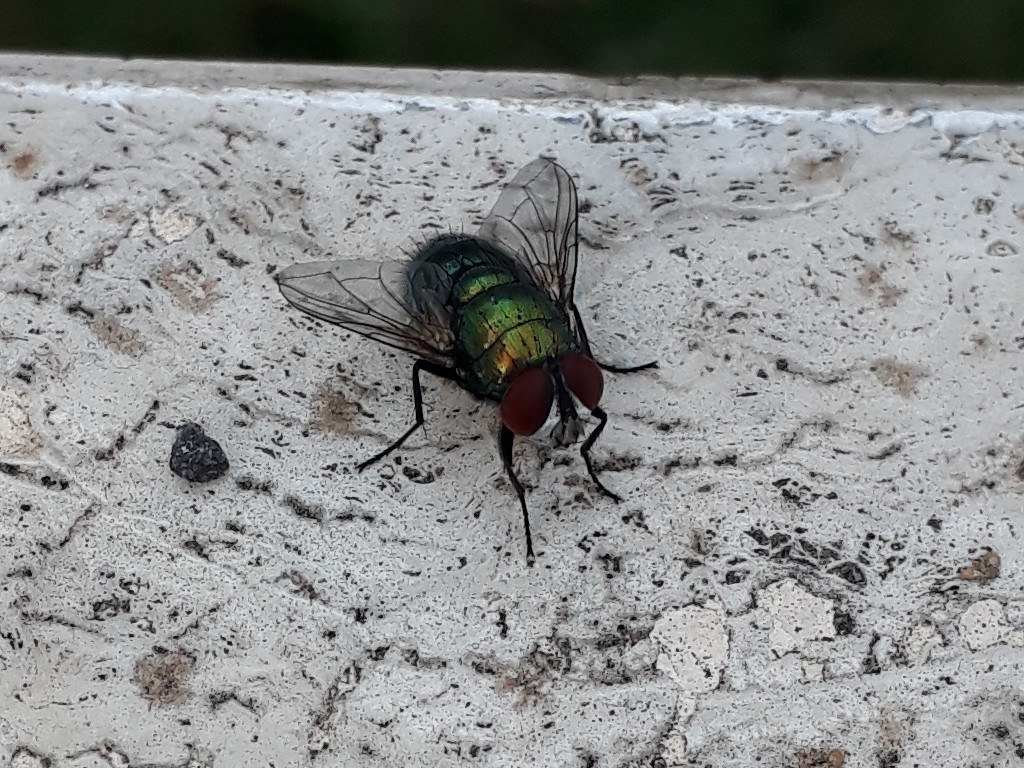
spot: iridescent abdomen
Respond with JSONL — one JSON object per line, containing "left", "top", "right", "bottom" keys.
{"left": 407, "top": 234, "right": 576, "bottom": 400}
{"left": 456, "top": 282, "right": 575, "bottom": 398}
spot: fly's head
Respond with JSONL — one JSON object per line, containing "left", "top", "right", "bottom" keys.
{"left": 499, "top": 354, "right": 604, "bottom": 446}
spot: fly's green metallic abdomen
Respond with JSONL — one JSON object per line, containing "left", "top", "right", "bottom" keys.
{"left": 456, "top": 282, "right": 574, "bottom": 399}
{"left": 408, "top": 234, "right": 577, "bottom": 399}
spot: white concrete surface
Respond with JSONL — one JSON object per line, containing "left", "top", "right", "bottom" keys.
{"left": 1, "top": 54, "right": 1023, "bottom": 767}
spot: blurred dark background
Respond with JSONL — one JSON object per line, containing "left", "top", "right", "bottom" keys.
{"left": 5, "top": 0, "right": 1024, "bottom": 82}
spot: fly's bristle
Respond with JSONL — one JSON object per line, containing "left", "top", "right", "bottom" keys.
{"left": 404, "top": 225, "right": 468, "bottom": 258}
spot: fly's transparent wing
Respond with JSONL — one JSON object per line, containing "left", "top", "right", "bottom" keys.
{"left": 276, "top": 259, "right": 455, "bottom": 365}
{"left": 477, "top": 158, "right": 579, "bottom": 310}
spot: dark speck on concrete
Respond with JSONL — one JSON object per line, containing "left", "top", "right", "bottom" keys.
{"left": 169, "top": 422, "right": 229, "bottom": 482}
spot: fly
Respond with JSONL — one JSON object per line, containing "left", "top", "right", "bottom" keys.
{"left": 276, "top": 158, "right": 655, "bottom": 563}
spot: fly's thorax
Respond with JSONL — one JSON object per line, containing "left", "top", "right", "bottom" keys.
{"left": 406, "top": 234, "right": 522, "bottom": 318}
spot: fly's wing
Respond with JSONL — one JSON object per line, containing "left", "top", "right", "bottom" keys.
{"left": 276, "top": 259, "right": 456, "bottom": 365}
{"left": 477, "top": 158, "right": 579, "bottom": 311}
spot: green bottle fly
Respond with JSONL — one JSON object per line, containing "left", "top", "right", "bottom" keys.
{"left": 276, "top": 158, "right": 656, "bottom": 563}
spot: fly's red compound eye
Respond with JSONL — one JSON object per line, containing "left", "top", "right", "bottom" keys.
{"left": 501, "top": 367, "right": 555, "bottom": 436}
{"left": 561, "top": 354, "right": 603, "bottom": 410}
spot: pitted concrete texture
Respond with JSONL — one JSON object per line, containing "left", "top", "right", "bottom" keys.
{"left": 1, "top": 55, "right": 1023, "bottom": 767}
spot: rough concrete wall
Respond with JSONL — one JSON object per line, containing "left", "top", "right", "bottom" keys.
{"left": 1, "top": 55, "right": 1023, "bottom": 767}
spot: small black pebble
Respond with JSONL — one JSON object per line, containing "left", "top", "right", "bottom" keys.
{"left": 169, "top": 422, "right": 229, "bottom": 482}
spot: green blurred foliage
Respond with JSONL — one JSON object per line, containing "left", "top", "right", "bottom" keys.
{"left": 4, "top": 0, "right": 1024, "bottom": 82}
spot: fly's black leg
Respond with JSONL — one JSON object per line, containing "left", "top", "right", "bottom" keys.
{"left": 580, "top": 406, "right": 623, "bottom": 503}
{"left": 571, "top": 306, "right": 595, "bottom": 358}
{"left": 500, "top": 425, "right": 535, "bottom": 565}
{"left": 572, "top": 305, "right": 657, "bottom": 373}
{"left": 357, "top": 359, "right": 461, "bottom": 472}
{"left": 597, "top": 360, "right": 658, "bottom": 374}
